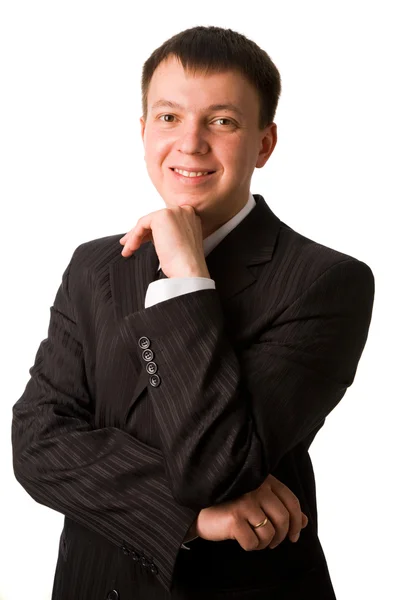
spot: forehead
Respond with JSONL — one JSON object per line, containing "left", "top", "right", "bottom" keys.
{"left": 147, "top": 55, "right": 258, "bottom": 113}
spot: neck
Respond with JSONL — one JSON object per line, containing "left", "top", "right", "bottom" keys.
{"left": 201, "top": 194, "right": 249, "bottom": 239}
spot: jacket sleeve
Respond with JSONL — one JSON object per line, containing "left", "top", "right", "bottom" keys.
{"left": 11, "top": 248, "right": 199, "bottom": 594}
{"left": 124, "top": 258, "right": 375, "bottom": 509}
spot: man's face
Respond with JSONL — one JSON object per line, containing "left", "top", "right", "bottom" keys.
{"left": 140, "top": 55, "right": 276, "bottom": 237}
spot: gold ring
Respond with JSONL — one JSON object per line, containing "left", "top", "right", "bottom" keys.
{"left": 253, "top": 516, "right": 269, "bottom": 529}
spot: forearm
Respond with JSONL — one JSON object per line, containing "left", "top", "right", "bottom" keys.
{"left": 12, "top": 376, "right": 198, "bottom": 591}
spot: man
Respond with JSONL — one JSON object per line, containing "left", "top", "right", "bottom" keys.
{"left": 12, "top": 25, "right": 374, "bottom": 599}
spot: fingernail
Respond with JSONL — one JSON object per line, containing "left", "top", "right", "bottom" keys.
{"left": 291, "top": 533, "right": 300, "bottom": 542}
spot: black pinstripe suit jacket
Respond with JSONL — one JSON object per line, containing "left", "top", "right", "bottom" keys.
{"left": 12, "top": 194, "right": 375, "bottom": 599}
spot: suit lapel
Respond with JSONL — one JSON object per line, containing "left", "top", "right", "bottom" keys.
{"left": 203, "top": 194, "right": 281, "bottom": 300}
{"left": 109, "top": 194, "right": 281, "bottom": 407}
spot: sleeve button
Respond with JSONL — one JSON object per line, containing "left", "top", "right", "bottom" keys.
{"left": 142, "top": 349, "right": 154, "bottom": 361}
{"left": 149, "top": 374, "right": 161, "bottom": 387}
{"left": 146, "top": 361, "right": 158, "bottom": 374}
{"left": 138, "top": 336, "right": 150, "bottom": 349}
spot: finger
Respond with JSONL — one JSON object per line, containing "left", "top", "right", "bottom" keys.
{"left": 121, "top": 240, "right": 135, "bottom": 256}
{"left": 123, "top": 215, "right": 152, "bottom": 248}
{"left": 250, "top": 516, "right": 277, "bottom": 551}
{"left": 121, "top": 230, "right": 153, "bottom": 256}
{"left": 267, "top": 477, "right": 303, "bottom": 542}
{"left": 257, "top": 491, "right": 290, "bottom": 549}
{"left": 232, "top": 515, "right": 275, "bottom": 551}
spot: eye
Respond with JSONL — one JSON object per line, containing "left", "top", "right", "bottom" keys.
{"left": 159, "top": 114, "right": 176, "bottom": 122}
{"left": 213, "top": 118, "right": 234, "bottom": 126}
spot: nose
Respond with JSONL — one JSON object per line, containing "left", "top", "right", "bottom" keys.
{"left": 177, "top": 121, "right": 210, "bottom": 156}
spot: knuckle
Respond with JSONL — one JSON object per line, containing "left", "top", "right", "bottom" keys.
{"left": 245, "top": 539, "right": 260, "bottom": 551}
{"left": 270, "top": 475, "right": 280, "bottom": 485}
{"left": 277, "top": 510, "right": 290, "bottom": 529}
{"left": 257, "top": 541, "right": 270, "bottom": 551}
{"left": 235, "top": 495, "right": 252, "bottom": 512}
{"left": 228, "top": 513, "right": 243, "bottom": 530}
{"left": 270, "top": 537, "right": 284, "bottom": 549}
{"left": 287, "top": 497, "right": 301, "bottom": 512}
{"left": 259, "top": 481, "right": 272, "bottom": 494}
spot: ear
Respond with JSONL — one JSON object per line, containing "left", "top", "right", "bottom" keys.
{"left": 140, "top": 116, "right": 146, "bottom": 144}
{"left": 255, "top": 123, "right": 277, "bottom": 168}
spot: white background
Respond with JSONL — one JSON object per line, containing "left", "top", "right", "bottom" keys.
{"left": 1, "top": 1, "right": 398, "bottom": 599}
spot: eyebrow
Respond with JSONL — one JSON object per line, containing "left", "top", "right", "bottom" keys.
{"left": 151, "top": 99, "right": 244, "bottom": 117}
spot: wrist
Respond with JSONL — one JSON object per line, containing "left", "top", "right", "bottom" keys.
{"left": 177, "top": 269, "right": 210, "bottom": 279}
{"left": 179, "top": 260, "right": 210, "bottom": 279}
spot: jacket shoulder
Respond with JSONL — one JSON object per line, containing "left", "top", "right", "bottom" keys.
{"left": 69, "top": 232, "right": 128, "bottom": 272}
{"left": 278, "top": 222, "right": 374, "bottom": 280}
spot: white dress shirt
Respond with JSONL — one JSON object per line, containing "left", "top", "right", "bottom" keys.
{"left": 143, "top": 191, "right": 257, "bottom": 548}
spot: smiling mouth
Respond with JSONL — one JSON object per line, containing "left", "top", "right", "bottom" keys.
{"left": 169, "top": 168, "right": 216, "bottom": 178}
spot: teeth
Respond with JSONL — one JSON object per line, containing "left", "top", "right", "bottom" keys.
{"left": 174, "top": 168, "right": 211, "bottom": 177}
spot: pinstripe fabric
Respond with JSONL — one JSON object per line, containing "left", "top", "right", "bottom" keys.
{"left": 11, "top": 194, "right": 374, "bottom": 599}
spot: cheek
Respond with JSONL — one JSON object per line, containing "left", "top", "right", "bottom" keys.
{"left": 145, "top": 131, "right": 170, "bottom": 164}
{"left": 221, "top": 137, "right": 249, "bottom": 167}
{"left": 236, "top": 142, "right": 256, "bottom": 172}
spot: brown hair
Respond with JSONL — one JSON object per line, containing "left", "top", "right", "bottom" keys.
{"left": 141, "top": 26, "right": 281, "bottom": 130}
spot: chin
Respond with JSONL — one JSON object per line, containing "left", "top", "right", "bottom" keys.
{"left": 164, "top": 193, "right": 203, "bottom": 207}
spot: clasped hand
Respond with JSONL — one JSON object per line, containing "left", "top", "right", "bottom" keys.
{"left": 186, "top": 474, "right": 308, "bottom": 550}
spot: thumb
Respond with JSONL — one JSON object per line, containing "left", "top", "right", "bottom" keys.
{"left": 302, "top": 513, "right": 309, "bottom": 528}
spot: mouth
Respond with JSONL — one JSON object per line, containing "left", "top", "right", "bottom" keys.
{"left": 169, "top": 167, "right": 216, "bottom": 184}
